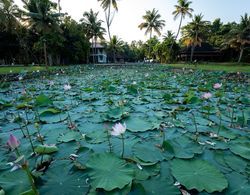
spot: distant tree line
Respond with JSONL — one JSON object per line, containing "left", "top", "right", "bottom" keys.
{"left": 0, "top": 0, "right": 249, "bottom": 66}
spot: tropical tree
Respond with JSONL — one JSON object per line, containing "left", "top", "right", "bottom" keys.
{"left": 171, "top": 0, "right": 193, "bottom": 51}
{"left": 161, "top": 30, "right": 179, "bottom": 62}
{"left": 106, "top": 35, "right": 124, "bottom": 62}
{"left": 138, "top": 9, "right": 165, "bottom": 60}
{"left": 58, "top": 0, "right": 60, "bottom": 13}
{"left": 182, "top": 14, "right": 208, "bottom": 61}
{"left": 0, "top": 0, "right": 20, "bottom": 32}
{"left": 61, "top": 16, "right": 90, "bottom": 64}
{"left": 138, "top": 8, "right": 165, "bottom": 39}
{"left": 81, "top": 9, "right": 106, "bottom": 63}
{"left": 226, "top": 13, "right": 250, "bottom": 62}
{"left": 20, "top": 0, "right": 61, "bottom": 68}
{"left": 97, "top": 0, "right": 118, "bottom": 63}
{"left": 144, "top": 36, "right": 159, "bottom": 60}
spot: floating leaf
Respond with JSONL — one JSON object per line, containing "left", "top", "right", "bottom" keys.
{"left": 132, "top": 142, "right": 164, "bottom": 163}
{"left": 0, "top": 170, "right": 30, "bottom": 194}
{"left": 86, "top": 153, "right": 134, "bottom": 191}
{"left": 125, "top": 117, "right": 155, "bottom": 132}
{"left": 57, "top": 131, "right": 81, "bottom": 143}
{"left": 39, "top": 108, "right": 60, "bottom": 116}
{"left": 40, "top": 161, "right": 89, "bottom": 194}
{"left": 35, "top": 145, "right": 59, "bottom": 154}
{"left": 35, "top": 94, "right": 53, "bottom": 107}
{"left": 141, "top": 176, "right": 180, "bottom": 195}
{"left": 171, "top": 159, "right": 228, "bottom": 193}
{"left": 230, "top": 142, "right": 250, "bottom": 160}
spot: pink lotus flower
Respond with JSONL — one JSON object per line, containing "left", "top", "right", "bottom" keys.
{"left": 7, "top": 134, "right": 20, "bottom": 150}
{"left": 202, "top": 92, "right": 212, "bottom": 99}
{"left": 64, "top": 84, "right": 71, "bottom": 91}
{"left": 213, "top": 83, "right": 222, "bottom": 89}
{"left": 111, "top": 123, "right": 126, "bottom": 136}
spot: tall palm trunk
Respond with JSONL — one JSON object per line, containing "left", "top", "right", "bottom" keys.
{"left": 190, "top": 44, "right": 195, "bottom": 62}
{"left": 170, "top": 15, "right": 183, "bottom": 53}
{"left": 91, "top": 38, "right": 95, "bottom": 64}
{"left": 94, "top": 36, "right": 98, "bottom": 63}
{"left": 148, "top": 30, "right": 152, "bottom": 60}
{"left": 105, "top": 4, "right": 115, "bottom": 63}
{"left": 106, "top": 4, "right": 112, "bottom": 42}
{"left": 190, "top": 31, "right": 198, "bottom": 62}
{"left": 238, "top": 45, "right": 244, "bottom": 63}
{"left": 58, "top": 0, "right": 60, "bottom": 14}
{"left": 43, "top": 41, "right": 48, "bottom": 69}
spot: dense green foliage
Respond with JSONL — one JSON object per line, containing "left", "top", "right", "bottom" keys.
{"left": 0, "top": 0, "right": 249, "bottom": 65}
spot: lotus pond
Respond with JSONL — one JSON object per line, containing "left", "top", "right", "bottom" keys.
{"left": 0, "top": 65, "right": 249, "bottom": 195}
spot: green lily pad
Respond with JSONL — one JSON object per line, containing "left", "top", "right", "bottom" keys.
{"left": 225, "top": 172, "right": 250, "bottom": 195}
{"left": 171, "top": 159, "right": 228, "bottom": 193}
{"left": 35, "top": 145, "right": 59, "bottom": 154}
{"left": 132, "top": 142, "right": 164, "bottom": 163}
{"left": 230, "top": 142, "right": 250, "bottom": 160}
{"left": 103, "top": 107, "right": 129, "bottom": 122}
{"left": 0, "top": 170, "right": 30, "bottom": 194}
{"left": 86, "top": 153, "right": 134, "bottom": 191}
{"left": 39, "top": 108, "right": 60, "bottom": 116}
{"left": 40, "top": 161, "right": 89, "bottom": 194}
{"left": 125, "top": 117, "right": 155, "bottom": 132}
{"left": 141, "top": 176, "right": 180, "bottom": 195}
{"left": 169, "top": 136, "right": 203, "bottom": 159}
{"left": 57, "top": 131, "right": 81, "bottom": 143}
{"left": 35, "top": 94, "right": 53, "bottom": 107}
{"left": 224, "top": 153, "right": 248, "bottom": 173}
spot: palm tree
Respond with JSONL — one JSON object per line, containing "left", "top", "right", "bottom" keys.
{"left": 97, "top": 0, "right": 118, "bottom": 62}
{"left": 138, "top": 8, "right": 165, "bottom": 39}
{"left": 0, "top": 0, "right": 20, "bottom": 32}
{"left": 106, "top": 35, "right": 124, "bottom": 62}
{"left": 163, "top": 30, "right": 175, "bottom": 43}
{"left": 171, "top": 0, "right": 193, "bottom": 51}
{"left": 20, "top": 0, "right": 61, "bottom": 69}
{"left": 58, "top": 0, "right": 60, "bottom": 14}
{"left": 98, "top": 0, "right": 117, "bottom": 41}
{"left": 226, "top": 13, "right": 250, "bottom": 63}
{"left": 81, "top": 9, "right": 106, "bottom": 63}
{"left": 182, "top": 14, "right": 208, "bottom": 62}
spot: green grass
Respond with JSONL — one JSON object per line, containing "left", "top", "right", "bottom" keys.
{"left": 1, "top": 63, "right": 250, "bottom": 75}
{"left": 0, "top": 66, "right": 58, "bottom": 74}
{"left": 0, "top": 66, "right": 46, "bottom": 74}
{"left": 166, "top": 63, "right": 250, "bottom": 72}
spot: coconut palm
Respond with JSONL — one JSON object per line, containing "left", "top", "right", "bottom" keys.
{"left": 98, "top": 0, "right": 118, "bottom": 41}
{"left": 0, "top": 0, "right": 20, "bottom": 32}
{"left": 81, "top": 9, "right": 106, "bottom": 63}
{"left": 182, "top": 14, "right": 208, "bottom": 61}
{"left": 163, "top": 30, "right": 175, "bottom": 43}
{"left": 226, "top": 13, "right": 250, "bottom": 62}
{"left": 171, "top": 0, "right": 193, "bottom": 51}
{"left": 97, "top": 0, "right": 118, "bottom": 63}
{"left": 106, "top": 35, "right": 124, "bottom": 62}
{"left": 58, "top": 0, "right": 60, "bottom": 13}
{"left": 138, "top": 8, "right": 165, "bottom": 39}
{"left": 20, "top": 0, "right": 61, "bottom": 68}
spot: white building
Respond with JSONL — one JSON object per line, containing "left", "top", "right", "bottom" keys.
{"left": 90, "top": 43, "right": 107, "bottom": 63}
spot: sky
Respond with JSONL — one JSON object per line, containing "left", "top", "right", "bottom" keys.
{"left": 14, "top": 0, "right": 250, "bottom": 42}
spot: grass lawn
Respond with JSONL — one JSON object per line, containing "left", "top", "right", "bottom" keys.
{"left": 0, "top": 66, "right": 55, "bottom": 74}
{"left": 166, "top": 62, "right": 250, "bottom": 72}
{"left": 1, "top": 63, "right": 250, "bottom": 75}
